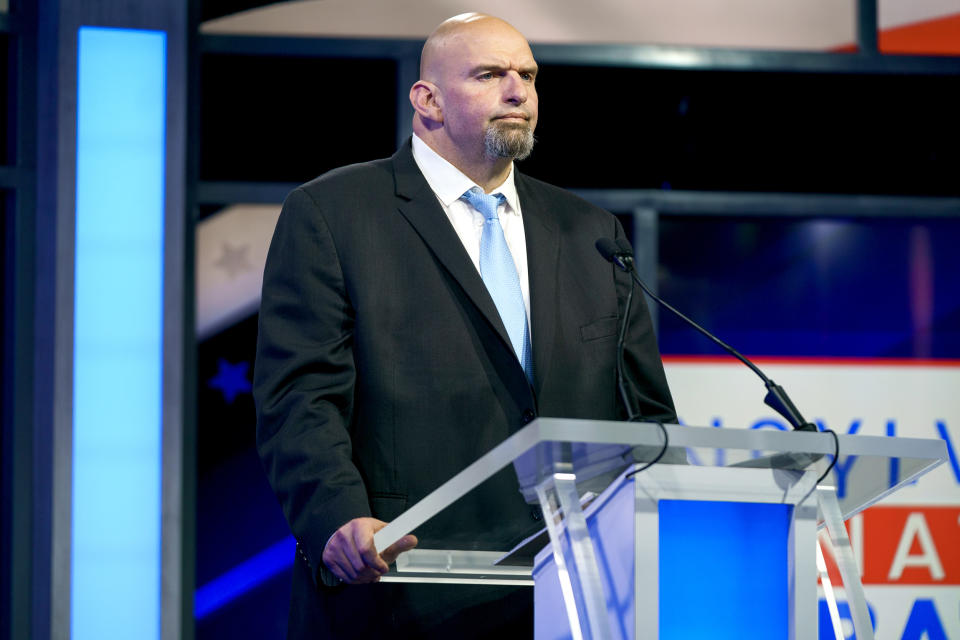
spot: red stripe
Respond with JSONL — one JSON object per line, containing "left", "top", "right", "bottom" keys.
{"left": 878, "top": 12, "right": 960, "bottom": 56}
{"left": 662, "top": 355, "right": 960, "bottom": 367}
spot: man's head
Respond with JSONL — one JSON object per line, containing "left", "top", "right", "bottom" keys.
{"left": 410, "top": 13, "right": 538, "bottom": 178}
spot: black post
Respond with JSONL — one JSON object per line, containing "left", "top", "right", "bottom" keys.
{"left": 857, "top": 0, "right": 879, "bottom": 55}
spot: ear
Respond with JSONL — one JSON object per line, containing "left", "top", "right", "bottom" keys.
{"left": 409, "top": 80, "right": 443, "bottom": 123}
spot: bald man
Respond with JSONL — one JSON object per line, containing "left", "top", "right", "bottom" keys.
{"left": 254, "top": 13, "right": 676, "bottom": 638}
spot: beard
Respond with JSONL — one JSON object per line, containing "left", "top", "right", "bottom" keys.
{"left": 484, "top": 120, "right": 535, "bottom": 161}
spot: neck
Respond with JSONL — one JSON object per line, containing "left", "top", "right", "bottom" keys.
{"left": 461, "top": 157, "right": 513, "bottom": 193}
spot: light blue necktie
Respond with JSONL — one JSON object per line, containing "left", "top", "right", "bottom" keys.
{"left": 461, "top": 187, "right": 533, "bottom": 383}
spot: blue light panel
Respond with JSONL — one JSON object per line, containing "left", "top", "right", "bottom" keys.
{"left": 659, "top": 500, "right": 792, "bottom": 639}
{"left": 72, "top": 26, "right": 166, "bottom": 640}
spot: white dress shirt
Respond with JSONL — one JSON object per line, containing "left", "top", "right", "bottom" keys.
{"left": 410, "top": 134, "right": 531, "bottom": 329}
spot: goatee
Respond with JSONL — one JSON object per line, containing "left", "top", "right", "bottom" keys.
{"left": 484, "top": 121, "right": 535, "bottom": 161}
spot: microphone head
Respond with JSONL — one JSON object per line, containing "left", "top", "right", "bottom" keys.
{"left": 595, "top": 238, "right": 620, "bottom": 263}
{"left": 596, "top": 237, "right": 634, "bottom": 272}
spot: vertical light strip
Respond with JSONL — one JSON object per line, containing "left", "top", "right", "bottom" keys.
{"left": 73, "top": 27, "right": 166, "bottom": 640}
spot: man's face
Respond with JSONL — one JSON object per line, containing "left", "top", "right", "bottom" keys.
{"left": 434, "top": 21, "right": 539, "bottom": 161}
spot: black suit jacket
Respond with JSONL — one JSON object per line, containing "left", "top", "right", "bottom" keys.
{"left": 253, "top": 141, "right": 676, "bottom": 637}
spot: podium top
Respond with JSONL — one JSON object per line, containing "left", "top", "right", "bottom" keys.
{"left": 373, "top": 417, "right": 947, "bottom": 556}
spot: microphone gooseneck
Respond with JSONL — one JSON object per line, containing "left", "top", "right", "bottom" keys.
{"left": 596, "top": 239, "right": 639, "bottom": 421}
{"left": 601, "top": 236, "right": 818, "bottom": 433}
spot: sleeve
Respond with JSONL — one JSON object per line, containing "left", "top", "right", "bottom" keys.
{"left": 612, "top": 217, "right": 679, "bottom": 426}
{"left": 252, "top": 186, "right": 371, "bottom": 588}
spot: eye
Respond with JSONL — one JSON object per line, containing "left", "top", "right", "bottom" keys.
{"left": 520, "top": 72, "right": 534, "bottom": 82}
{"left": 478, "top": 71, "right": 495, "bottom": 80}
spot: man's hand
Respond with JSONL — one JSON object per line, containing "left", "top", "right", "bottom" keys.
{"left": 321, "top": 517, "right": 418, "bottom": 585}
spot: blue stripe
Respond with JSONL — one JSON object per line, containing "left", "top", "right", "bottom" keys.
{"left": 195, "top": 536, "right": 296, "bottom": 619}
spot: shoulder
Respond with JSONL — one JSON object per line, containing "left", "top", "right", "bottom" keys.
{"left": 272, "top": 149, "right": 418, "bottom": 251}
{"left": 516, "top": 171, "right": 620, "bottom": 241}
{"left": 294, "top": 156, "right": 395, "bottom": 205}
{"left": 516, "top": 172, "right": 609, "bottom": 217}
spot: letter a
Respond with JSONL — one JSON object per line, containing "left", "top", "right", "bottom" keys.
{"left": 888, "top": 513, "right": 945, "bottom": 581}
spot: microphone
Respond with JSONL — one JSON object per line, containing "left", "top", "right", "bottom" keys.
{"left": 596, "top": 236, "right": 818, "bottom": 433}
{"left": 596, "top": 238, "right": 633, "bottom": 273}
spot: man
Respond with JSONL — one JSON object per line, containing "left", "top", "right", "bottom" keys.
{"left": 253, "top": 12, "right": 677, "bottom": 638}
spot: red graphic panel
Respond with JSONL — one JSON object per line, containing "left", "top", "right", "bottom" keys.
{"left": 820, "top": 507, "right": 960, "bottom": 586}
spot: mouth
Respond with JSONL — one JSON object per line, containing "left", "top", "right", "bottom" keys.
{"left": 494, "top": 113, "right": 530, "bottom": 122}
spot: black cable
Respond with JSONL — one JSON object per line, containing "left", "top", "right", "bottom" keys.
{"left": 616, "top": 281, "right": 639, "bottom": 421}
{"left": 612, "top": 245, "right": 663, "bottom": 470}
{"left": 624, "top": 419, "right": 670, "bottom": 479}
{"left": 817, "top": 428, "right": 840, "bottom": 484}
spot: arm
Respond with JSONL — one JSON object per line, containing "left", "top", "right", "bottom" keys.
{"left": 253, "top": 187, "right": 414, "bottom": 586}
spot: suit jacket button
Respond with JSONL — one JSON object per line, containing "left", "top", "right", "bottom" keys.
{"left": 521, "top": 409, "right": 535, "bottom": 425}
{"left": 530, "top": 506, "right": 543, "bottom": 521}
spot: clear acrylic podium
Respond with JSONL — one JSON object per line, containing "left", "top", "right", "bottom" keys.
{"left": 372, "top": 418, "right": 947, "bottom": 639}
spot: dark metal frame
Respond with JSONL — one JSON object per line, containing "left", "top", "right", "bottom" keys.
{"left": 3, "top": 1, "right": 41, "bottom": 639}
{"left": 195, "top": 181, "right": 960, "bottom": 219}
{"left": 181, "top": 1, "right": 202, "bottom": 638}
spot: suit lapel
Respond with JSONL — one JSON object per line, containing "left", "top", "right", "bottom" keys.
{"left": 516, "top": 174, "right": 559, "bottom": 394}
{"left": 391, "top": 143, "right": 517, "bottom": 361}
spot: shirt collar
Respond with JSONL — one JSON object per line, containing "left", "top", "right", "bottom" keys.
{"left": 411, "top": 134, "right": 521, "bottom": 216}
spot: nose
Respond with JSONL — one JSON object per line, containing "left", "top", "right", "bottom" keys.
{"left": 503, "top": 70, "right": 528, "bottom": 105}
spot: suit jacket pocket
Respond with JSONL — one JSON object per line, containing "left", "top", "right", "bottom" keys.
{"left": 580, "top": 316, "right": 619, "bottom": 342}
{"left": 370, "top": 492, "right": 408, "bottom": 522}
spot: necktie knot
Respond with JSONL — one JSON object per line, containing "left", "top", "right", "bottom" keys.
{"left": 462, "top": 187, "right": 505, "bottom": 222}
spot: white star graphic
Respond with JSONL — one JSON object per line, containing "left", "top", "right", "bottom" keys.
{"left": 213, "top": 242, "right": 253, "bottom": 279}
